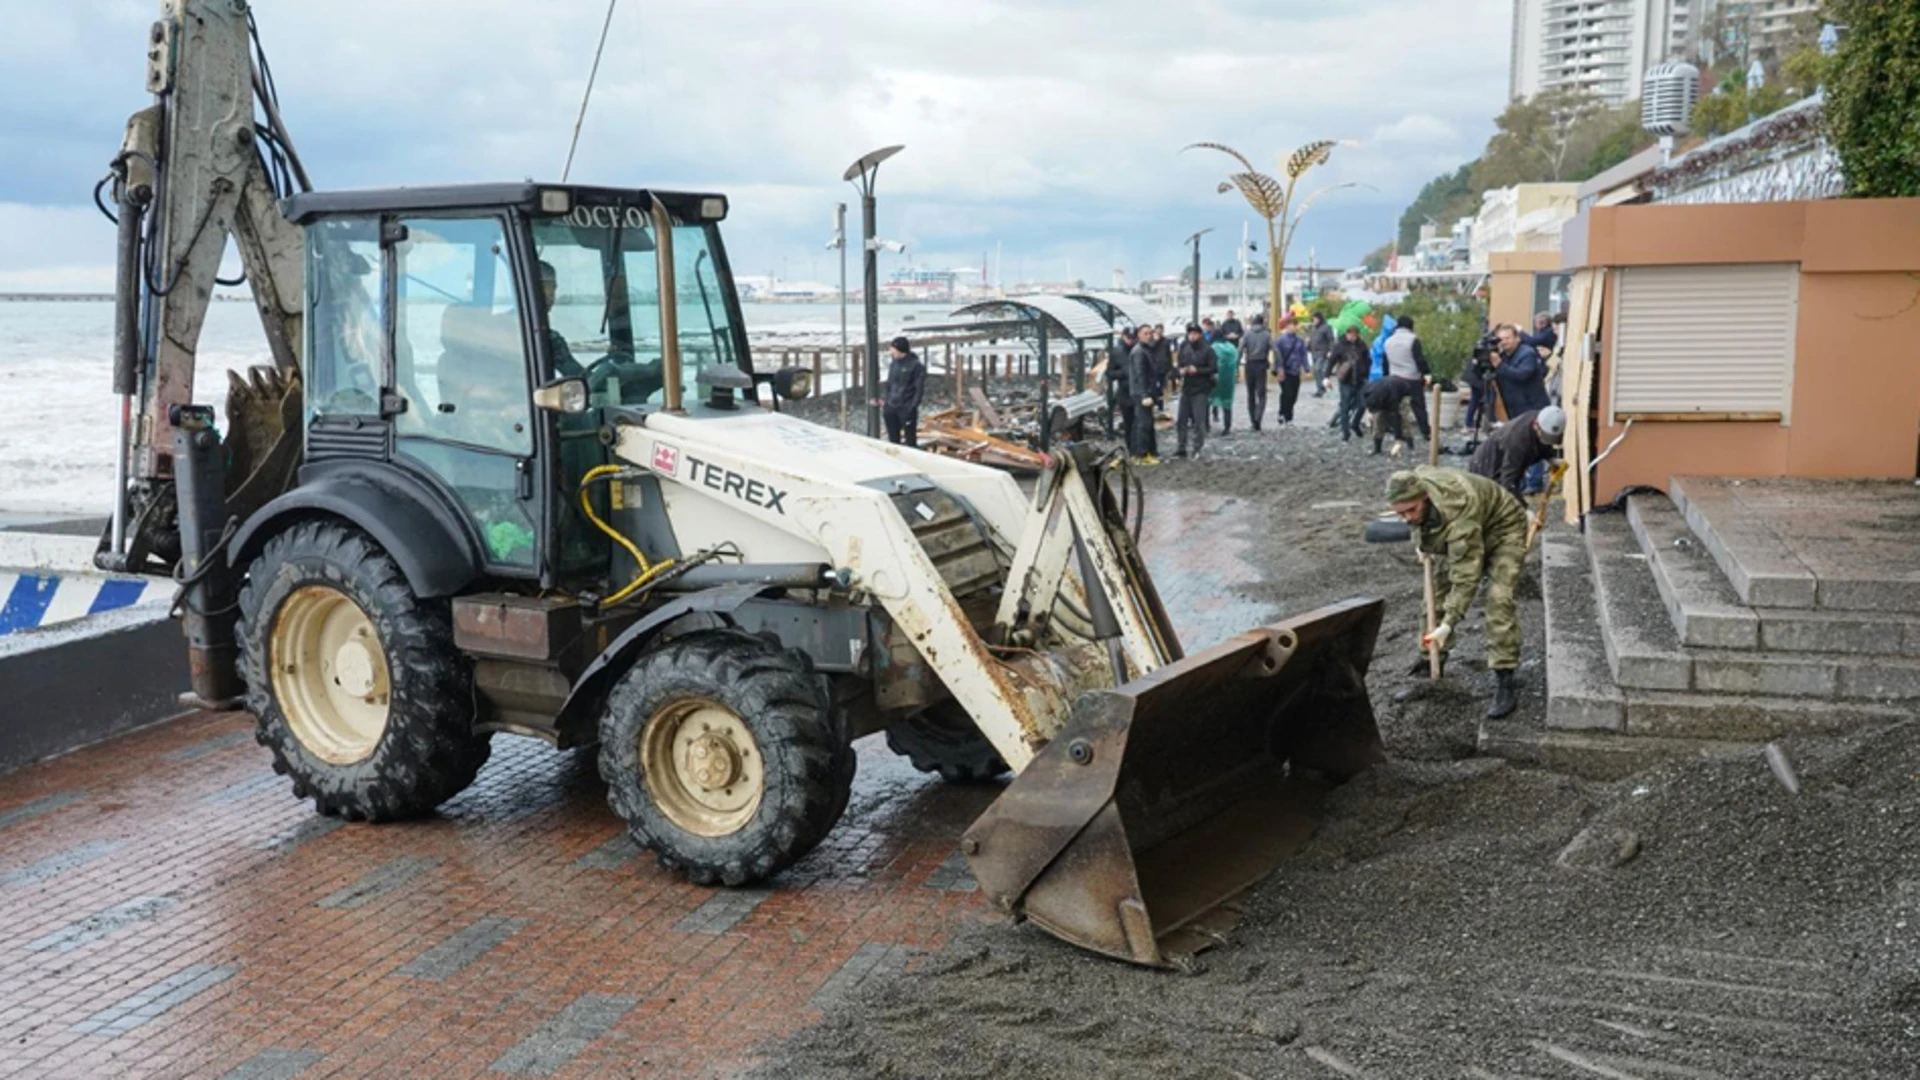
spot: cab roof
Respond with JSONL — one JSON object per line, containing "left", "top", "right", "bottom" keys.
{"left": 281, "top": 183, "right": 726, "bottom": 225}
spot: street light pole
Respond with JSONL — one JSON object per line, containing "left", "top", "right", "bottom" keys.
{"left": 1185, "top": 227, "right": 1213, "bottom": 327}
{"left": 830, "top": 202, "right": 849, "bottom": 430}
{"left": 843, "top": 145, "right": 904, "bottom": 439}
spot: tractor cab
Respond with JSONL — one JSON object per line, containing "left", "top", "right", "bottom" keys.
{"left": 278, "top": 183, "right": 793, "bottom": 590}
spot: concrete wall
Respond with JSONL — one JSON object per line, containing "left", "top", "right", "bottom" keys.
{"left": 1490, "top": 250, "right": 1564, "bottom": 333}
{"left": 0, "top": 608, "right": 190, "bottom": 773}
{"left": 1564, "top": 199, "right": 1920, "bottom": 501}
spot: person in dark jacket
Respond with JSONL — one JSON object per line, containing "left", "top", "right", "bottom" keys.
{"left": 1218, "top": 310, "right": 1244, "bottom": 342}
{"left": 1127, "top": 326, "right": 1162, "bottom": 463}
{"left": 1469, "top": 406, "right": 1565, "bottom": 500}
{"left": 1105, "top": 327, "right": 1137, "bottom": 442}
{"left": 1520, "top": 312, "right": 1559, "bottom": 355}
{"left": 1238, "top": 315, "right": 1274, "bottom": 431}
{"left": 1150, "top": 324, "right": 1173, "bottom": 393}
{"left": 879, "top": 335, "right": 925, "bottom": 447}
{"left": 1363, "top": 375, "right": 1420, "bottom": 455}
{"left": 1490, "top": 324, "right": 1550, "bottom": 416}
{"left": 1173, "top": 324, "right": 1217, "bottom": 458}
{"left": 1307, "top": 313, "right": 1335, "bottom": 396}
{"left": 1329, "top": 326, "right": 1370, "bottom": 441}
{"left": 1274, "top": 324, "right": 1310, "bottom": 425}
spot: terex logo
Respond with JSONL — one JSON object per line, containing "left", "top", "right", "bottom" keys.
{"left": 686, "top": 457, "right": 788, "bottom": 515}
{"left": 651, "top": 443, "right": 679, "bottom": 476}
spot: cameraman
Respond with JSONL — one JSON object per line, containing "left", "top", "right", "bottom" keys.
{"left": 1490, "top": 324, "right": 1550, "bottom": 417}
{"left": 1490, "top": 324, "right": 1552, "bottom": 492}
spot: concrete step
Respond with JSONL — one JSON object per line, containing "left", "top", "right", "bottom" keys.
{"left": 1670, "top": 475, "right": 1920, "bottom": 614}
{"left": 1585, "top": 512, "right": 1691, "bottom": 691}
{"left": 1632, "top": 490, "right": 1920, "bottom": 656}
{"left": 1625, "top": 493, "right": 1759, "bottom": 649}
{"left": 1753, "top": 606, "right": 1920, "bottom": 657}
{"left": 1541, "top": 531, "right": 1623, "bottom": 732}
{"left": 1586, "top": 513, "right": 1920, "bottom": 700}
{"left": 1669, "top": 476, "right": 1818, "bottom": 609}
{"left": 1477, "top": 719, "right": 1749, "bottom": 781}
{"left": 1622, "top": 688, "right": 1907, "bottom": 741}
{"left": 1533, "top": 528, "right": 1903, "bottom": 752}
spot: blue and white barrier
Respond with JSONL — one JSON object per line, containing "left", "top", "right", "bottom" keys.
{"left": 0, "top": 572, "right": 163, "bottom": 636}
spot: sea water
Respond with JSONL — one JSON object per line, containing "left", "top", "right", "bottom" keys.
{"left": 0, "top": 299, "right": 956, "bottom": 514}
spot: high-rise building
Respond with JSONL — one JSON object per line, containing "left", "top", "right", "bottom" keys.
{"left": 1510, "top": 0, "right": 1712, "bottom": 105}
{"left": 1511, "top": 1, "right": 1820, "bottom": 104}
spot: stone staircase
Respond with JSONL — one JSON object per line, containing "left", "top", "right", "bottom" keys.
{"left": 1483, "top": 476, "right": 1920, "bottom": 776}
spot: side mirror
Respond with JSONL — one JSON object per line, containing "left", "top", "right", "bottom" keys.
{"left": 772, "top": 366, "right": 813, "bottom": 401}
{"left": 532, "top": 377, "right": 590, "bottom": 414}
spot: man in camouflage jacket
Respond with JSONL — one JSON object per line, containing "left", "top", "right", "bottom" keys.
{"left": 1385, "top": 466, "right": 1529, "bottom": 718}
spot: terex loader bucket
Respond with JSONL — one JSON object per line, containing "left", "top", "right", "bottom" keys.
{"left": 962, "top": 598, "right": 1387, "bottom": 968}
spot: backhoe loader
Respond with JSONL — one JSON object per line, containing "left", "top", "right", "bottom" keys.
{"left": 97, "top": 0, "right": 1386, "bottom": 967}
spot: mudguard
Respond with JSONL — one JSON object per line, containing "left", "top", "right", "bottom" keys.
{"left": 552, "top": 581, "right": 769, "bottom": 731}
{"left": 228, "top": 460, "right": 482, "bottom": 598}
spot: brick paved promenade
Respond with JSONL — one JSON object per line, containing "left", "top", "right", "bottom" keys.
{"left": 0, "top": 492, "right": 1273, "bottom": 1079}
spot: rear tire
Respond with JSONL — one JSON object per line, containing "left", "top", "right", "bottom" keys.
{"left": 886, "top": 702, "right": 1009, "bottom": 783}
{"left": 237, "top": 519, "right": 490, "bottom": 821}
{"left": 599, "top": 630, "right": 850, "bottom": 886}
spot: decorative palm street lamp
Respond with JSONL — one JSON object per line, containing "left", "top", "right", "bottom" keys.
{"left": 1185, "top": 140, "right": 1355, "bottom": 324}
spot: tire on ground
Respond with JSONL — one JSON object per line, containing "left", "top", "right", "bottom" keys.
{"left": 237, "top": 518, "right": 490, "bottom": 820}
{"left": 885, "top": 701, "right": 1009, "bottom": 783}
{"left": 598, "top": 629, "right": 851, "bottom": 886}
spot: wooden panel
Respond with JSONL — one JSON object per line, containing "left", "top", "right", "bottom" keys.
{"left": 1562, "top": 268, "right": 1604, "bottom": 523}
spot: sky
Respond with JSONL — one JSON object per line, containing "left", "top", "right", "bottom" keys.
{"left": 0, "top": 0, "right": 1512, "bottom": 292}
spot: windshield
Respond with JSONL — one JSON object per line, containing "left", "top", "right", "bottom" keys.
{"left": 530, "top": 211, "right": 745, "bottom": 407}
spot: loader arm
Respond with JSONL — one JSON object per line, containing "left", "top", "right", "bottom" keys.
{"left": 101, "top": 0, "right": 308, "bottom": 572}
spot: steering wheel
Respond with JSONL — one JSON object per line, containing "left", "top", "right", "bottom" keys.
{"left": 583, "top": 352, "right": 664, "bottom": 405}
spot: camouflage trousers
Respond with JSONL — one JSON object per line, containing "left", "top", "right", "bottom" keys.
{"left": 1430, "top": 522, "right": 1528, "bottom": 671}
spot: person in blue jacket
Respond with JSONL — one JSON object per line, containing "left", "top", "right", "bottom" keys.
{"left": 1369, "top": 313, "right": 1397, "bottom": 381}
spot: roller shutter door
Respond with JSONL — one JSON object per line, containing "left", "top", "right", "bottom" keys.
{"left": 1610, "top": 263, "right": 1798, "bottom": 420}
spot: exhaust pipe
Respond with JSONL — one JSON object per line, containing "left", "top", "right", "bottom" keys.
{"left": 649, "top": 195, "right": 683, "bottom": 414}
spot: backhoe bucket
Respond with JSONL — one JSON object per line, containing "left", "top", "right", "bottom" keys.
{"left": 962, "top": 598, "right": 1387, "bottom": 968}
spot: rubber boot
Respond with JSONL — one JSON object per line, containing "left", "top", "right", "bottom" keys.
{"left": 1486, "top": 669, "right": 1518, "bottom": 719}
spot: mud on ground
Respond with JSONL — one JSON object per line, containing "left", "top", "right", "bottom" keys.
{"left": 751, "top": 391, "right": 1920, "bottom": 1079}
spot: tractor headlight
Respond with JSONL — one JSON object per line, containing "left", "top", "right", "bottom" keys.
{"left": 773, "top": 366, "right": 813, "bottom": 401}
{"left": 533, "top": 377, "right": 590, "bottom": 414}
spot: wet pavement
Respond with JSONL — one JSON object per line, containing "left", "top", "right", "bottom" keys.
{"left": 0, "top": 488, "right": 1276, "bottom": 1079}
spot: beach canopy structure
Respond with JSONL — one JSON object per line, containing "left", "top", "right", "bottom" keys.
{"left": 951, "top": 295, "right": 1115, "bottom": 347}
{"left": 1065, "top": 292, "right": 1170, "bottom": 331}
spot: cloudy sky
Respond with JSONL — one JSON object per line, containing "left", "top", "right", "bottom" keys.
{"left": 0, "top": 0, "right": 1510, "bottom": 292}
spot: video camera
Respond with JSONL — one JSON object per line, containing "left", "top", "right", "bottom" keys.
{"left": 1470, "top": 331, "right": 1501, "bottom": 381}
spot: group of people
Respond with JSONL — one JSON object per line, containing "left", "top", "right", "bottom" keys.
{"left": 1105, "top": 308, "right": 1322, "bottom": 463}
{"left": 872, "top": 304, "right": 1571, "bottom": 725}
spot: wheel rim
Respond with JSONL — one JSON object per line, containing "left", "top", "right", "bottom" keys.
{"left": 638, "top": 698, "right": 764, "bottom": 837}
{"left": 270, "top": 585, "right": 392, "bottom": 765}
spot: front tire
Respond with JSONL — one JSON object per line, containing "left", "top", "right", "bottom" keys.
{"left": 237, "top": 519, "right": 490, "bottom": 820}
{"left": 599, "top": 630, "right": 850, "bottom": 886}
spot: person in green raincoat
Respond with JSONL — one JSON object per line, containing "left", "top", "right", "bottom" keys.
{"left": 1209, "top": 330, "right": 1241, "bottom": 434}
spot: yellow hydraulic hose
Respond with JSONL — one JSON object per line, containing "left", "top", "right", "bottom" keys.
{"left": 578, "top": 464, "right": 675, "bottom": 607}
